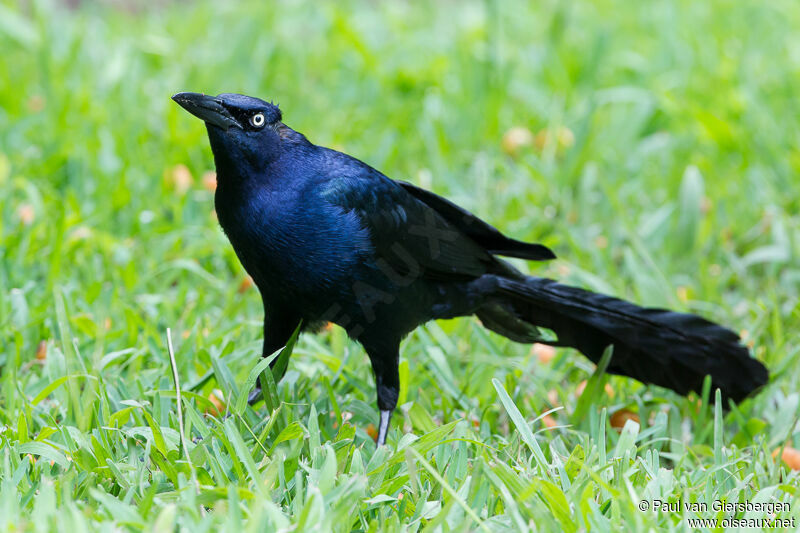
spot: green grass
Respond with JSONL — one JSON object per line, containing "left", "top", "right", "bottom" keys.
{"left": 2, "top": 0, "right": 800, "bottom": 530}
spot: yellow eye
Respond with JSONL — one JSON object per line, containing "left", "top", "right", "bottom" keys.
{"left": 250, "top": 113, "right": 265, "bottom": 128}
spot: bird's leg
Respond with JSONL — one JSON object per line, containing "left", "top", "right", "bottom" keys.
{"left": 377, "top": 409, "right": 393, "bottom": 446}
{"left": 375, "top": 380, "right": 399, "bottom": 446}
{"left": 364, "top": 340, "right": 400, "bottom": 446}
{"left": 248, "top": 311, "right": 300, "bottom": 406}
{"left": 247, "top": 388, "right": 264, "bottom": 405}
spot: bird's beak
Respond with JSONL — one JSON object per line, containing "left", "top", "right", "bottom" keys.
{"left": 171, "top": 92, "right": 241, "bottom": 130}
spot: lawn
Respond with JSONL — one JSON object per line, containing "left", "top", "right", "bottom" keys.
{"left": 1, "top": 0, "right": 799, "bottom": 530}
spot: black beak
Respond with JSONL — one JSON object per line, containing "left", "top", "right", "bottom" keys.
{"left": 172, "top": 92, "right": 241, "bottom": 130}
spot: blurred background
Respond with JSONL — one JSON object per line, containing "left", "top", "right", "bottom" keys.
{"left": 1, "top": 0, "right": 799, "bottom": 529}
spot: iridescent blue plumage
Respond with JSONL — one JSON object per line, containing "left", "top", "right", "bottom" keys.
{"left": 173, "top": 92, "right": 768, "bottom": 446}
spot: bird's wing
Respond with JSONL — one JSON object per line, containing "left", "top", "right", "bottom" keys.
{"left": 397, "top": 181, "right": 556, "bottom": 261}
{"left": 320, "top": 169, "right": 496, "bottom": 281}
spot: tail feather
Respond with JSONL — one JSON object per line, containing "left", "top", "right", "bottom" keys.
{"left": 478, "top": 276, "right": 768, "bottom": 403}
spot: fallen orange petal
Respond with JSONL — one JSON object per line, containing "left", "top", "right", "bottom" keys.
{"left": 238, "top": 276, "right": 254, "bottom": 293}
{"left": 165, "top": 164, "right": 193, "bottom": 195}
{"left": 773, "top": 446, "right": 800, "bottom": 470}
{"left": 547, "top": 389, "right": 559, "bottom": 406}
{"left": 36, "top": 340, "right": 47, "bottom": 361}
{"left": 18, "top": 204, "right": 35, "bottom": 225}
{"left": 501, "top": 126, "right": 534, "bottom": 157}
{"left": 202, "top": 171, "right": 217, "bottom": 191}
{"left": 576, "top": 380, "right": 615, "bottom": 398}
{"left": 532, "top": 343, "right": 556, "bottom": 364}
{"left": 610, "top": 409, "right": 640, "bottom": 431}
{"left": 604, "top": 383, "right": 615, "bottom": 399}
{"left": 206, "top": 389, "right": 226, "bottom": 417}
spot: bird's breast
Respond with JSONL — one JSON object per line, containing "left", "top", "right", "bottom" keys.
{"left": 214, "top": 184, "right": 371, "bottom": 308}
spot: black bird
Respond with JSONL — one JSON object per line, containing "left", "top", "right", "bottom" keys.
{"left": 173, "top": 92, "right": 768, "bottom": 445}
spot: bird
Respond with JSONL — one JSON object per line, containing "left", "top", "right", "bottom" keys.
{"left": 172, "top": 91, "right": 768, "bottom": 446}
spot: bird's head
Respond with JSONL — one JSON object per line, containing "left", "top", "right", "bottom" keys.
{"left": 172, "top": 92, "right": 285, "bottom": 173}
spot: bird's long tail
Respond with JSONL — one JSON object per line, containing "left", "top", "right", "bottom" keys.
{"left": 476, "top": 276, "right": 768, "bottom": 402}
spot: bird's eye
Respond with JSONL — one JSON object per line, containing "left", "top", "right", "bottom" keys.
{"left": 250, "top": 113, "right": 265, "bottom": 128}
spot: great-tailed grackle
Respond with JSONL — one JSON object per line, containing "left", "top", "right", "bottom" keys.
{"left": 173, "top": 92, "right": 768, "bottom": 446}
